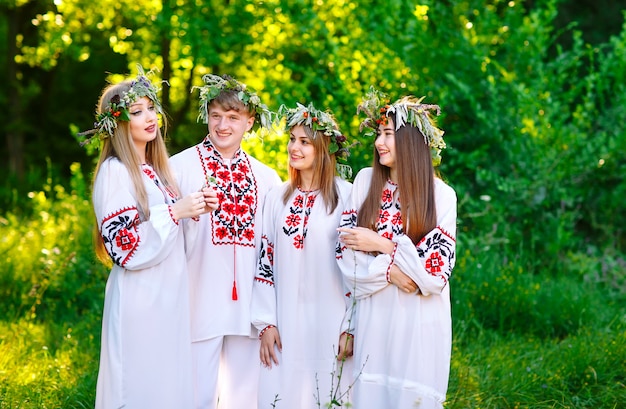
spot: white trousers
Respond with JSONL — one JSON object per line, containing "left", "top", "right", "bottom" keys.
{"left": 192, "top": 335, "right": 260, "bottom": 409}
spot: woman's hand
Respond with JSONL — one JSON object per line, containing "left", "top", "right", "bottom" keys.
{"left": 389, "top": 264, "right": 418, "bottom": 294}
{"left": 337, "top": 332, "right": 354, "bottom": 361}
{"left": 337, "top": 227, "right": 395, "bottom": 255}
{"left": 200, "top": 186, "right": 219, "bottom": 212}
{"left": 170, "top": 191, "right": 208, "bottom": 220}
{"left": 260, "top": 326, "right": 282, "bottom": 369}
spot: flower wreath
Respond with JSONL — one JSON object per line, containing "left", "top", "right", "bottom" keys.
{"left": 357, "top": 86, "right": 447, "bottom": 166}
{"left": 278, "top": 102, "right": 354, "bottom": 179}
{"left": 192, "top": 74, "right": 275, "bottom": 133}
{"left": 78, "top": 65, "right": 164, "bottom": 148}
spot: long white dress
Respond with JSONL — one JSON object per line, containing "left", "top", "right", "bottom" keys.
{"left": 93, "top": 158, "right": 194, "bottom": 409}
{"left": 336, "top": 167, "right": 457, "bottom": 409}
{"left": 251, "top": 179, "right": 354, "bottom": 409}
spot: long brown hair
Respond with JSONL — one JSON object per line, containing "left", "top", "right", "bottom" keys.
{"left": 91, "top": 80, "right": 178, "bottom": 263}
{"left": 357, "top": 114, "right": 437, "bottom": 244}
{"left": 282, "top": 125, "right": 339, "bottom": 214}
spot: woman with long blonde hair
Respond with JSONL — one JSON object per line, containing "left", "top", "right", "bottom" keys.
{"left": 81, "top": 66, "right": 218, "bottom": 409}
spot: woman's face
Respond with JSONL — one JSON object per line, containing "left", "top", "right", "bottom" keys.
{"left": 375, "top": 118, "right": 396, "bottom": 170}
{"left": 288, "top": 125, "right": 316, "bottom": 173}
{"left": 129, "top": 96, "right": 159, "bottom": 155}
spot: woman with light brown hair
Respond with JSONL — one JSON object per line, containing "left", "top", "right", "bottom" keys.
{"left": 80, "top": 66, "right": 217, "bottom": 409}
{"left": 337, "top": 87, "right": 457, "bottom": 409}
{"left": 251, "top": 102, "right": 354, "bottom": 408}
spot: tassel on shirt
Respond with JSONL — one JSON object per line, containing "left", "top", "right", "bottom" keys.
{"left": 232, "top": 280, "right": 238, "bottom": 301}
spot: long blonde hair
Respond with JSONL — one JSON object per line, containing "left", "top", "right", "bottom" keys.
{"left": 91, "top": 80, "right": 179, "bottom": 263}
{"left": 282, "top": 125, "right": 339, "bottom": 214}
{"left": 357, "top": 115, "right": 437, "bottom": 244}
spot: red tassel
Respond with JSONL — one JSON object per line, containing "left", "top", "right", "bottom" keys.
{"left": 232, "top": 281, "right": 238, "bottom": 301}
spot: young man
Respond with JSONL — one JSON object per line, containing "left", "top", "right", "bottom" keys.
{"left": 170, "top": 74, "right": 281, "bottom": 409}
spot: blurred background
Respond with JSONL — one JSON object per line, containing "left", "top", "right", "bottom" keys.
{"left": 1, "top": 0, "right": 624, "bottom": 407}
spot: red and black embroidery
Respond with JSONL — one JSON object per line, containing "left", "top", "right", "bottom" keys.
{"left": 101, "top": 207, "right": 141, "bottom": 267}
{"left": 417, "top": 227, "right": 456, "bottom": 282}
{"left": 255, "top": 234, "right": 275, "bottom": 286}
{"left": 378, "top": 181, "right": 455, "bottom": 281}
{"left": 336, "top": 209, "right": 357, "bottom": 259}
{"left": 376, "top": 183, "right": 403, "bottom": 238}
{"left": 197, "top": 140, "right": 258, "bottom": 247}
{"left": 282, "top": 191, "right": 317, "bottom": 250}
{"left": 142, "top": 164, "right": 177, "bottom": 202}
{"left": 338, "top": 179, "right": 456, "bottom": 283}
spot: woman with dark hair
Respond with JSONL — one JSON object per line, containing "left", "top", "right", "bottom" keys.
{"left": 337, "top": 88, "right": 457, "bottom": 409}
{"left": 251, "top": 103, "right": 354, "bottom": 408}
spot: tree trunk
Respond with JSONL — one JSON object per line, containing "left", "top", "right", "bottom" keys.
{"left": 5, "top": 6, "right": 25, "bottom": 180}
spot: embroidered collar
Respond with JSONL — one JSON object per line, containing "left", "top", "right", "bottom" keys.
{"left": 202, "top": 135, "right": 244, "bottom": 163}
{"left": 297, "top": 186, "right": 319, "bottom": 194}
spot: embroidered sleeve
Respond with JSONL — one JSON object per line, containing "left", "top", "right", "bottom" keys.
{"left": 391, "top": 184, "right": 457, "bottom": 296}
{"left": 335, "top": 208, "right": 357, "bottom": 260}
{"left": 93, "top": 159, "right": 180, "bottom": 270}
{"left": 255, "top": 234, "right": 275, "bottom": 286}
{"left": 251, "top": 189, "right": 281, "bottom": 333}
{"left": 100, "top": 207, "right": 142, "bottom": 267}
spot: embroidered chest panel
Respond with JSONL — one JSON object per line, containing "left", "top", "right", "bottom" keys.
{"left": 197, "top": 143, "right": 258, "bottom": 247}
{"left": 142, "top": 164, "right": 178, "bottom": 203}
{"left": 377, "top": 184, "right": 403, "bottom": 240}
{"left": 282, "top": 191, "right": 317, "bottom": 250}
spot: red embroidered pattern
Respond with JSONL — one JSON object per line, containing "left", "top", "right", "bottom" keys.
{"left": 101, "top": 207, "right": 141, "bottom": 267}
{"left": 142, "top": 164, "right": 177, "bottom": 201}
{"left": 293, "top": 234, "right": 304, "bottom": 249}
{"left": 416, "top": 227, "right": 456, "bottom": 282}
{"left": 376, "top": 184, "right": 403, "bottom": 239}
{"left": 115, "top": 228, "right": 136, "bottom": 250}
{"left": 425, "top": 252, "right": 444, "bottom": 273}
{"left": 167, "top": 205, "right": 179, "bottom": 225}
{"left": 282, "top": 191, "right": 317, "bottom": 250}
{"left": 338, "top": 180, "right": 456, "bottom": 283}
{"left": 386, "top": 242, "right": 399, "bottom": 282}
{"left": 197, "top": 141, "right": 258, "bottom": 247}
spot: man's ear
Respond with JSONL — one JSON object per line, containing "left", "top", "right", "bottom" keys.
{"left": 246, "top": 114, "right": 255, "bottom": 132}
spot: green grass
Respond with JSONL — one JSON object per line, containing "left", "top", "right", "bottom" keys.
{"left": 0, "top": 319, "right": 99, "bottom": 409}
{"left": 448, "top": 324, "right": 626, "bottom": 408}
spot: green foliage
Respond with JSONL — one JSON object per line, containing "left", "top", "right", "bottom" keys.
{"left": 0, "top": 163, "right": 107, "bottom": 324}
{"left": 1, "top": 0, "right": 626, "bottom": 407}
{"left": 452, "top": 235, "right": 621, "bottom": 340}
{"left": 0, "top": 163, "right": 105, "bottom": 408}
